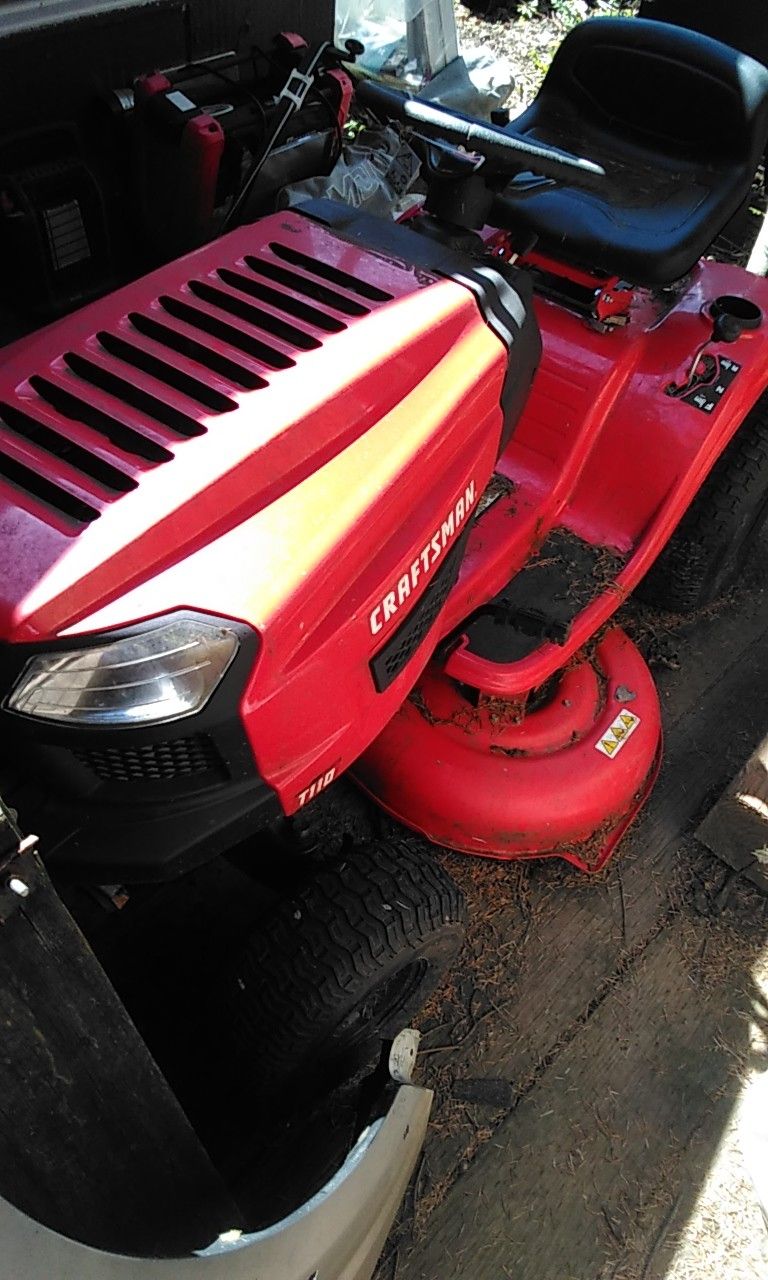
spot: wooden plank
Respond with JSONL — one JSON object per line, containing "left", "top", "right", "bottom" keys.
{"left": 0, "top": 846, "right": 239, "bottom": 1256}
{"left": 697, "top": 738, "right": 768, "bottom": 892}
{"left": 406, "top": 0, "right": 459, "bottom": 75}
{"left": 398, "top": 871, "right": 768, "bottom": 1280}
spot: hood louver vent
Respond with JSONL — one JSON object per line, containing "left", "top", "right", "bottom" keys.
{"left": 243, "top": 254, "right": 370, "bottom": 317}
{"left": 0, "top": 229, "right": 394, "bottom": 532}
{"left": 0, "top": 449, "right": 100, "bottom": 524}
{"left": 268, "top": 242, "right": 394, "bottom": 302}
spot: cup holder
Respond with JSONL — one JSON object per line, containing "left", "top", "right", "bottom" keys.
{"left": 710, "top": 295, "right": 763, "bottom": 343}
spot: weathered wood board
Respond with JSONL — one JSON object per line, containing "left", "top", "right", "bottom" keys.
{"left": 697, "top": 736, "right": 768, "bottom": 892}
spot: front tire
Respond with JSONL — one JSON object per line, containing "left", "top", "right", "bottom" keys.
{"left": 231, "top": 838, "right": 466, "bottom": 1096}
{"left": 637, "top": 387, "right": 768, "bottom": 612}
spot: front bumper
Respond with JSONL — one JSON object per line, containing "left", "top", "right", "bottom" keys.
{"left": 2, "top": 770, "right": 281, "bottom": 883}
{"left": 0, "top": 614, "right": 281, "bottom": 881}
{"left": 0, "top": 1084, "right": 431, "bottom": 1280}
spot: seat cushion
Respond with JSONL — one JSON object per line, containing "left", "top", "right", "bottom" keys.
{"left": 503, "top": 17, "right": 768, "bottom": 285}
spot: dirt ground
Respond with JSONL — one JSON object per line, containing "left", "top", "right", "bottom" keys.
{"left": 372, "top": 560, "right": 768, "bottom": 1280}
{"left": 454, "top": 1, "right": 639, "bottom": 110}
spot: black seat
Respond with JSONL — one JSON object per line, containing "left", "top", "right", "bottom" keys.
{"left": 503, "top": 17, "right": 768, "bottom": 286}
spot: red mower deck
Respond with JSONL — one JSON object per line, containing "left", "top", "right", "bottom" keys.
{"left": 356, "top": 628, "right": 661, "bottom": 871}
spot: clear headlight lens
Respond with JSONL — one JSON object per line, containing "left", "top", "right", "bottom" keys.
{"left": 6, "top": 619, "right": 239, "bottom": 727}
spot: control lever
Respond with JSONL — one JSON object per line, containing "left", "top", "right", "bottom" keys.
{"left": 668, "top": 294, "right": 763, "bottom": 399}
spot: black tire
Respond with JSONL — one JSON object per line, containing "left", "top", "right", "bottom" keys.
{"left": 231, "top": 839, "right": 466, "bottom": 1095}
{"left": 637, "top": 388, "right": 768, "bottom": 612}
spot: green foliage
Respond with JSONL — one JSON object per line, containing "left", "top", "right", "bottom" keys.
{"left": 517, "top": 0, "right": 638, "bottom": 22}
{"left": 512, "top": 0, "right": 639, "bottom": 84}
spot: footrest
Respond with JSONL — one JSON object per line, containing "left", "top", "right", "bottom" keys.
{"left": 456, "top": 527, "right": 626, "bottom": 671}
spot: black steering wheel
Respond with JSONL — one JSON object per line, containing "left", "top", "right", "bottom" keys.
{"left": 356, "top": 79, "right": 605, "bottom": 190}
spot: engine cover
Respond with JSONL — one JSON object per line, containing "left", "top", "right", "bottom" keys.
{"left": 0, "top": 207, "right": 540, "bottom": 868}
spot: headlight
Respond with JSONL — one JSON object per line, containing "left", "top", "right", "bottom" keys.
{"left": 5, "top": 618, "right": 240, "bottom": 727}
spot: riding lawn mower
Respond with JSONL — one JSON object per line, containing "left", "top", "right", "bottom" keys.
{"left": 2, "top": 11, "right": 768, "bottom": 1149}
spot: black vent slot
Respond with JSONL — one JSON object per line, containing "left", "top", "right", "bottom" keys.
{"left": 64, "top": 351, "right": 205, "bottom": 439}
{"left": 370, "top": 533, "right": 468, "bottom": 693}
{"left": 270, "top": 242, "right": 394, "bottom": 303}
{"left": 215, "top": 270, "right": 325, "bottom": 348}
{"left": 97, "top": 331, "right": 237, "bottom": 414}
{"left": 29, "top": 376, "right": 173, "bottom": 464}
{"left": 0, "top": 402, "right": 136, "bottom": 493}
{"left": 0, "top": 449, "right": 99, "bottom": 525}
{"left": 162, "top": 293, "right": 299, "bottom": 365}
{"left": 74, "top": 734, "right": 224, "bottom": 783}
{"left": 128, "top": 313, "right": 266, "bottom": 392}
{"left": 225, "top": 268, "right": 345, "bottom": 333}
{"left": 244, "top": 255, "right": 369, "bottom": 317}
{"left": 187, "top": 282, "right": 296, "bottom": 367}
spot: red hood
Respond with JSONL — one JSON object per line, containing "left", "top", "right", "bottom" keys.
{"left": 0, "top": 210, "right": 470, "bottom": 643}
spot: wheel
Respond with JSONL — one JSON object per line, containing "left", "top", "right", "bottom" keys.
{"left": 230, "top": 838, "right": 466, "bottom": 1096}
{"left": 637, "top": 387, "right": 768, "bottom": 612}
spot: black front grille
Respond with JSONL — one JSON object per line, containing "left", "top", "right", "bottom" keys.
{"left": 370, "top": 533, "right": 469, "bottom": 693}
{"left": 74, "top": 734, "right": 224, "bottom": 783}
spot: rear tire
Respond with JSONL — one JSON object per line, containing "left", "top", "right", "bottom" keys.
{"left": 637, "top": 387, "right": 768, "bottom": 612}
{"left": 231, "top": 838, "right": 466, "bottom": 1096}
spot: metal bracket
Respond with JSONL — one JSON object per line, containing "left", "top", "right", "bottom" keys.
{"left": 279, "top": 68, "right": 313, "bottom": 110}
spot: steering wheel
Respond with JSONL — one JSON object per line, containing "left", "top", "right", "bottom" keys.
{"left": 356, "top": 79, "right": 605, "bottom": 189}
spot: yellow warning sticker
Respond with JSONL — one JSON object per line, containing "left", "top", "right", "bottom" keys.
{"left": 595, "top": 709, "right": 640, "bottom": 759}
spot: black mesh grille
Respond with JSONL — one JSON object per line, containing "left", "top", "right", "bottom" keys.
{"left": 370, "top": 533, "right": 468, "bottom": 693}
{"left": 74, "top": 734, "right": 224, "bottom": 783}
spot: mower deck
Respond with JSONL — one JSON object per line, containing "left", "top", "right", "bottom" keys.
{"left": 356, "top": 626, "right": 662, "bottom": 870}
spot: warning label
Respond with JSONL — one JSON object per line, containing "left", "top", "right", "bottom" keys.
{"left": 595, "top": 710, "right": 641, "bottom": 759}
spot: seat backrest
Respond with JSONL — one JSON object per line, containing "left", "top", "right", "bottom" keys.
{"left": 639, "top": 0, "right": 768, "bottom": 70}
{"left": 537, "top": 16, "right": 768, "bottom": 169}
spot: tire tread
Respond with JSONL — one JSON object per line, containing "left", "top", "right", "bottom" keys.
{"left": 638, "top": 388, "right": 768, "bottom": 612}
{"left": 232, "top": 839, "right": 465, "bottom": 1086}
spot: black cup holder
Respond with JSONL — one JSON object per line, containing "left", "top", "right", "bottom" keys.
{"left": 710, "top": 295, "right": 763, "bottom": 343}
